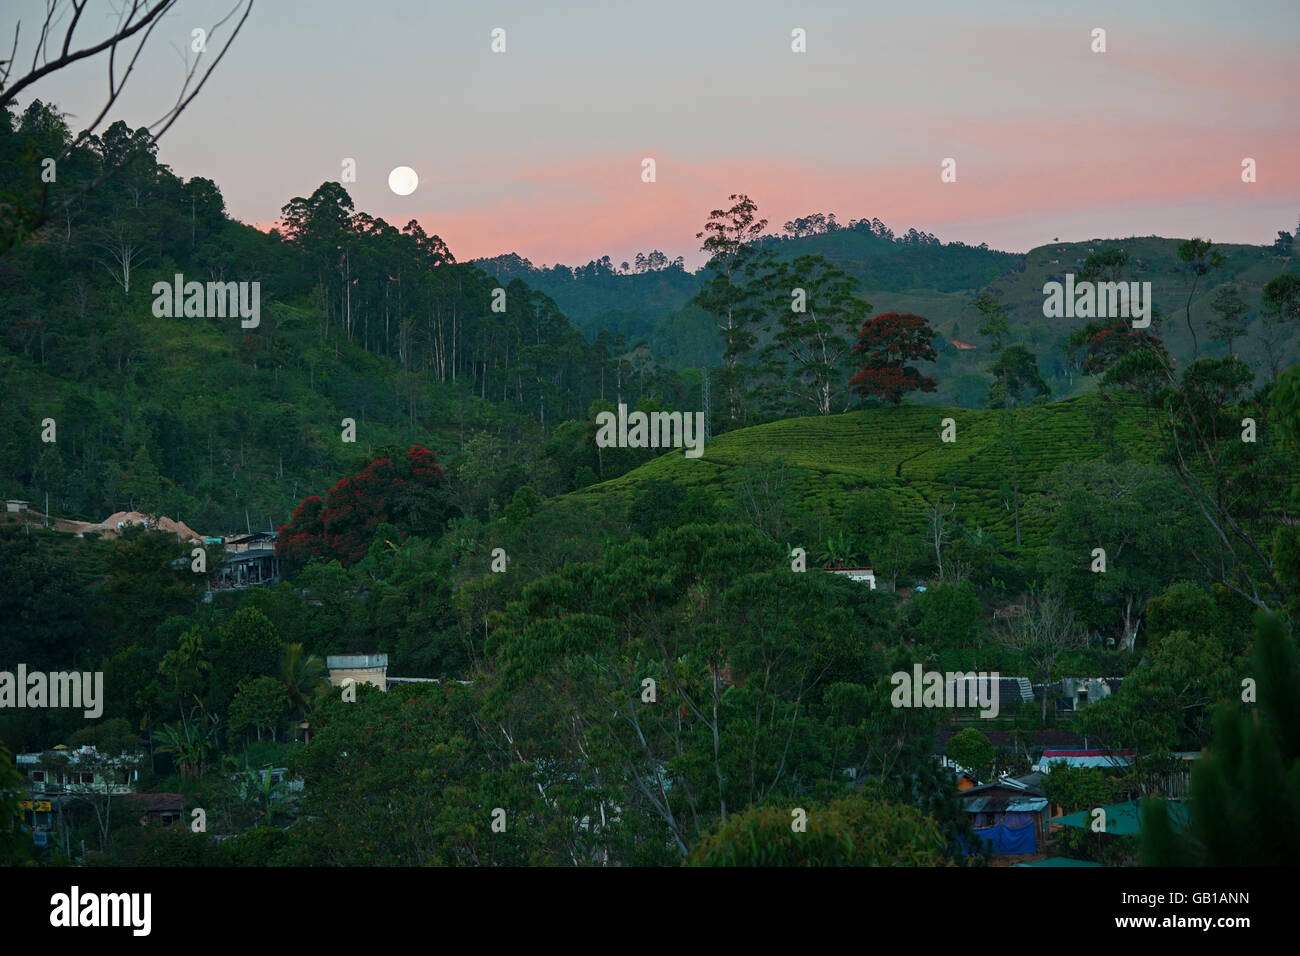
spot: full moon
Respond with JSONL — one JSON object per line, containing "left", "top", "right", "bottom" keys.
{"left": 388, "top": 166, "right": 419, "bottom": 196}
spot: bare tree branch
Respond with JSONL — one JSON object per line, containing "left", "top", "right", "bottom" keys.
{"left": 1, "top": 0, "right": 254, "bottom": 252}
{"left": 1, "top": 0, "right": 173, "bottom": 105}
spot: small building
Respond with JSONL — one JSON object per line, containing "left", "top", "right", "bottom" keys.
{"left": 211, "top": 532, "right": 281, "bottom": 591}
{"left": 5, "top": 499, "right": 29, "bottom": 513}
{"left": 324, "top": 654, "right": 472, "bottom": 694}
{"left": 945, "top": 675, "right": 1034, "bottom": 711}
{"left": 18, "top": 746, "right": 139, "bottom": 795}
{"left": 327, "top": 653, "right": 389, "bottom": 690}
{"left": 212, "top": 549, "right": 281, "bottom": 589}
{"left": 960, "top": 772, "right": 1051, "bottom": 854}
{"left": 1144, "top": 753, "right": 1202, "bottom": 800}
{"left": 950, "top": 340, "right": 978, "bottom": 351}
{"left": 121, "top": 793, "right": 186, "bottom": 826}
{"left": 1043, "top": 677, "right": 1123, "bottom": 714}
{"left": 223, "top": 531, "right": 277, "bottom": 554}
{"left": 826, "top": 566, "right": 875, "bottom": 589}
{"left": 1033, "top": 748, "right": 1134, "bottom": 773}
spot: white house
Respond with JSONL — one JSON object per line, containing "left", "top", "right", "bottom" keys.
{"left": 826, "top": 567, "right": 876, "bottom": 589}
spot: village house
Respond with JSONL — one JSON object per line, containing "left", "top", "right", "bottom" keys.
{"left": 1041, "top": 677, "right": 1124, "bottom": 714}
{"left": 325, "top": 653, "right": 471, "bottom": 692}
{"left": 15, "top": 746, "right": 143, "bottom": 853}
{"left": 959, "top": 772, "right": 1054, "bottom": 855}
{"left": 936, "top": 728, "right": 1088, "bottom": 781}
{"left": 209, "top": 531, "right": 281, "bottom": 593}
{"left": 120, "top": 792, "right": 186, "bottom": 827}
{"left": 1035, "top": 747, "right": 1199, "bottom": 800}
{"left": 326, "top": 653, "right": 390, "bottom": 690}
{"left": 17, "top": 746, "right": 138, "bottom": 795}
{"left": 1033, "top": 748, "right": 1134, "bottom": 774}
{"left": 940, "top": 676, "right": 1035, "bottom": 715}
{"left": 825, "top": 566, "right": 876, "bottom": 589}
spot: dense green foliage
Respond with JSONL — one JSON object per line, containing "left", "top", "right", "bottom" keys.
{"left": 1142, "top": 613, "right": 1300, "bottom": 865}
{"left": 688, "top": 793, "right": 949, "bottom": 866}
{"left": 4, "top": 93, "right": 1300, "bottom": 867}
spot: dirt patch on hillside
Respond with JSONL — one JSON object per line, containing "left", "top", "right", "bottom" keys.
{"left": 4, "top": 508, "right": 205, "bottom": 543}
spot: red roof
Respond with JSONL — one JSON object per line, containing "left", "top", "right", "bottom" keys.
{"left": 1040, "top": 749, "right": 1134, "bottom": 759}
{"left": 122, "top": 793, "right": 185, "bottom": 813}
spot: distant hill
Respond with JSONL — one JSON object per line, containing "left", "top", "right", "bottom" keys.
{"left": 476, "top": 226, "right": 1021, "bottom": 368}
{"left": 951, "top": 236, "right": 1298, "bottom": 385}
{"left": 480, "top": 230, "right": 1300, "bottom": 406}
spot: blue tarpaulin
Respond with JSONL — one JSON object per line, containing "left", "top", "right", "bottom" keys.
{"left": 973, "top": 820, "right": 1037, "bottom": 854}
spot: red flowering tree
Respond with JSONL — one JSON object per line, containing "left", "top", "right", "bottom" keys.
{"left": 278, "top": 495, "right": 327, "bottom": 567}
{"left": 848, "top": 312, "right": 939, "bottom": 405}
{"left": 277, "top": 446, "right": 447, "bottom": 570}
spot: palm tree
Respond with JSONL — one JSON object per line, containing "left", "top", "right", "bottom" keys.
{"left": 280, "top": 643, "right": 328, "bottom": 719}
{"left": 157, "top": 627, "right": 212, "bottom": 723}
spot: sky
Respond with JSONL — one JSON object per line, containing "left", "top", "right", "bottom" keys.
{"left": 6, "top": 0, "right": 1299, "bottom": 269}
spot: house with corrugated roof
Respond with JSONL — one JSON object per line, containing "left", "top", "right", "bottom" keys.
{"left": 210, "top": 531, "right": 281, "bottom": 592}
{"left": 1033, "top": 748, "right": 1134, "bottom": 773}
{"left": 959, "top": 772, "right": 1052, "bottom": 854}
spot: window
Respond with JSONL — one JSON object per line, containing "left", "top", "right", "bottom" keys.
{"left": 79, "top": 772, "right": 95, "bottom": 784}
{"left": 31, "top": 771, "right": 44, "bottom": 782}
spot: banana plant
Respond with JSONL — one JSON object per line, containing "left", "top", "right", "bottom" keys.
{"left": 819, "top": 530, "right": 858, "bottom": 568}
{"left": 235, "top": 766, "right": 287, "bottom": 824}
{"left": 154, "top": 712, "right": 220, "bottom": 779}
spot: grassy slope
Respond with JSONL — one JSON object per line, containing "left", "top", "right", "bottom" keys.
{"left": 578, "top": 394, "right": 1154, "bottom": 553}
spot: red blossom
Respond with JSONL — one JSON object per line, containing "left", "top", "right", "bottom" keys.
{"left": 849, "top": 312, "right": 939, "bottom": 405}
{"left": 277, "top": 446, "right": 446, "bottom": 568}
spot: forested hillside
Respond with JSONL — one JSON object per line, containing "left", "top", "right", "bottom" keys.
{"left": 3, "top": 94, "right": 1300, "bottom": 871}
{"left": 0, "top": 100, "right": 692, "bottom": 533}
{"left": 480, "top": 225, "right": 1299, "bottom": 408}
